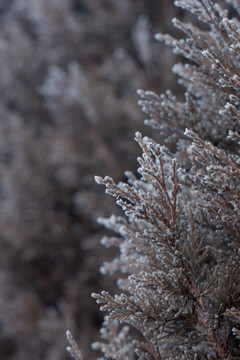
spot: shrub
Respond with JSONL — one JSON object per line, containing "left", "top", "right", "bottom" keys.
{"left": 67, "top": 0, "right": 240, "bottom": 358}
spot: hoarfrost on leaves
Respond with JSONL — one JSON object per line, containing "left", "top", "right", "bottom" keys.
{"left": 67, "top": 0, "right": 240, "bottom": 359}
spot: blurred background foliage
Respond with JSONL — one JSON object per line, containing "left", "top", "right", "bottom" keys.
{"left": 0, "top": 1, "right": 182, "bottom": 359}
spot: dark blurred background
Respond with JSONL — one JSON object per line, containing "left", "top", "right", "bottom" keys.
{"left": 0, "top": 1, "right": 181, "bottom": 359}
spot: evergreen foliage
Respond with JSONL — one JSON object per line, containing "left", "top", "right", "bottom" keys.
{"left": 67, "top": 0, "right": 240, "bottom": 358}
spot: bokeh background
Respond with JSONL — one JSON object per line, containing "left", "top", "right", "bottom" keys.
{"left": 0, "top": 1, "right": 181, "bottom": 359}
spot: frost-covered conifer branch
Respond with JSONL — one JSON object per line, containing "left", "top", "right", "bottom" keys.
{"left": 138, "top": 0, "right": 240, "bottom": 146}
{"left": 92, "top": 318, "right": 136, "bottom": 360}
{"left": 185, "top": 129, "right": 240, "bottom": 242}
{"left": 66, "top": 331, "right": 83, "bottom": 360}
{"left": 93, "top": 130, "right": 238, "bottom": 358}
{"left": 69, "top": 0, "right": 240, "bottom": 359}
